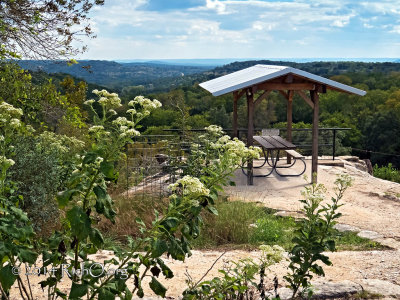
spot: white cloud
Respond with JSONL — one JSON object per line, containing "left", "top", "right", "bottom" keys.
{"left": 77, "top": 0, "right": 400, "bottom": 59}
{"left": 390, "top": 25, "right": 400, "bottom": 34}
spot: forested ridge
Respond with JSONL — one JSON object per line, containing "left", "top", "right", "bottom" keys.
{"left": 3, "top": 59, "right": 400, "bottom": 167}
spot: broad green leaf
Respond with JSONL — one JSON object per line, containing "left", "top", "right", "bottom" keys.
{"left": 19, "top": 248, "right": 38, "bottom": 264}
{"left": 157, "top": 258, "right": 174, "bottom": 279}
{"left": 149, "top": 277, "right": 167, "bottom": 298}
{"left": 90, "top": 228, "right": 104, "bottom": 248}
{"left": 136, "top": 287, "right": 144, "bottom": 298}
{"left": 66, "top": 206, "right": 91, "bottom": 240}
{"left": 98, "top": 288, "right": 115, "bottom": 300}
{"left": 151, "top": 239, "right": 168, "bottom": 258}
{"left": 100, "top": 161, "right": 115, "bottom": 179}
{"left": 207, "top": 206, "right": 218, "bottom": 215}
{"left": 124, "top": 288, "right": 133, "bottom": 300}
{"left": 94, "top": 185, "right": 116, "bottom": 221}
{"left": 69, "top": 282, "right": 88, "bottom": 298}
{"left": 161, "top": 217, "right": 179, "bottom": 230}
{"left": 0, "top": 264, "right": 17, "bottom": 291}
{"left": 55, "top": 288, "right": 67, "bottom": 299}
{"left": 57, "top": 189, "right": 78, "bottom": 208}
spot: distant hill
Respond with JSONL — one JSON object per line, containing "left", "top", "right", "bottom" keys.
{"left": 18, "top": 59, "right": 400, "bottom": 94}
{"left": 17, "top": 60, "right": 212, "bottom": 90}
{"left": 210, "top": 60, "right": 400, "bottom": 77}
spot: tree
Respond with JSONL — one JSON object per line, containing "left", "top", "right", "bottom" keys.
{"left": 0, "top": 0, "right": 104, "bottom": 59}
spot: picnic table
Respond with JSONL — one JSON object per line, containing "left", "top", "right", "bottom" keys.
{"left": 249, "top": 135, "right": 306, "bottom": 177}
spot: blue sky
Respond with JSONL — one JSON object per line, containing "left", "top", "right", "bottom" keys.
{"left": 78, "top": 0, "right": 400, "bottom": 59}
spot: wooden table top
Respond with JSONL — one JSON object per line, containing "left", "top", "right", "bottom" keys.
{"left": 253, "top": 135, "right": 297, "bottom": 150}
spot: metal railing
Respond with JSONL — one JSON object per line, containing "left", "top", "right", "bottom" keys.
{"left": 122, "top": 127, "right": 351, "bottom": 198}
{"left": 164, "top": 127, "right": 352, "bottom": 160}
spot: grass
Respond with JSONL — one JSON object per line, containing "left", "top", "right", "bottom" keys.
{"left": 97, "top": 192, "right": 169, "bottom": 242}
{"left": 351, "top": 290, "right": 384, "bottom": 299}
{"left": 99, "top": 193, "right": 386, "bottom": 251}
{"left": 192, "top": 199, "right": 387, "bottom": 251}
{"left": 373, "top": 163, "right": 400, "bottom": 184}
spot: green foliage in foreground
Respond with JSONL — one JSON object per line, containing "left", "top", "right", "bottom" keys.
{"left": 184, "top": 174, "right": 369, "bottom": 299}
{"left": 193, "top": 199, "right": 385, "bottom": 252}
{"left": 284, "top": 175, "right": 353, "bottom": 299}
{"left": 373, "top": 163, "right": 400, "bottom": 183}
{"left": 0, "top": 95, "right": 260, "bottom": 300}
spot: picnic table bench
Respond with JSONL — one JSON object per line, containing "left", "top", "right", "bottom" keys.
{"left": 249, "top": 135, "right": 306, "bottom": 177}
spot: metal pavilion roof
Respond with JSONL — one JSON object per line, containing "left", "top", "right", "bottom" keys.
{"left": 199, "top": 64, "right": 367, "bottom": 97}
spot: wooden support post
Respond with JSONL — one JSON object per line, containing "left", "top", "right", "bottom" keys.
{"left": 311, "top": 90, "right": 319, "bottom": 183}
{"left": 246, "top": 89, "right": 254, "bottom": 185}
{"left": 286, "top": 90, "right": 294, "bottom": 164}
{"left": 233, "top": 91, "right": 238, "bottom": 138}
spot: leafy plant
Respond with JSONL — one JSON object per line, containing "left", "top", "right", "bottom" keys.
{"left": 0, "top": 101, "right": 38, "bottom": 300}
{"left": 373, "top": 163, "right": 400, "bottom": 183}
{"left": 9, "top": 132, "right": 84, "bottom": 235}
{"left": 1, "top": 94, "right": 259, "bottom": 300}
{"left": 183, "top": 245, "right": 284, "bottom": 300}
{"left": 284, "top": 174, "right": 353, "bottom": 299}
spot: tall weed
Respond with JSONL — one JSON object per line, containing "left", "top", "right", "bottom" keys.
{"left": 373, "top": 163, "right": 400, "bottom": 183}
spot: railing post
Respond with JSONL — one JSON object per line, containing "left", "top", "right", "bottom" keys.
{"left": 332, "top": 129, "right": 337, "bottom": 160}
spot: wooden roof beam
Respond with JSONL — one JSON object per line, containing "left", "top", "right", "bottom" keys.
{"left": 257, "top": 82, "right": 315, "bottom": 91}
{"left": 254, "top": 90, "right": 271, "bottom": 106}
{"left": 296, "top": 90, "right": 314, "bottom": 109}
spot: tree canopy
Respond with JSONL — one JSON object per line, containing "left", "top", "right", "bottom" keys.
{"left": 0, "top": 0, "right": 104, "bottom": 59}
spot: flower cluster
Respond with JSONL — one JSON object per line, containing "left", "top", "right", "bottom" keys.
{"left": 222, "top": 138, "right": 261, "bottom": 164}
{"left": 128, "top": 95, "right": 162, "bottom": 111}
{"left": 92, "top": 89, "right": 122, "bottom": 110}
{"left": 169, "top": 175, "right": 210, "bottom": 198}
{"left": 0, "top": 155, "right": 15, "bottom": 168}
{"left": 259, "top": 244, "right": 285, "bottom": 266}
{"left": 84, "top": 90, "right": 161, "bottom": 143}
{"left": 37, "top": 131, "right": 85, "bottom": 155}
{"left": 204, "top": 125, "right": 224, "bottom": 138}
{"left": 112, "top": 117, "right": 140, "bottom": 138}
{"left": 300, "top": 181, "right": 327, "bottom": 205}
{"left": 0, "top": 101, "right": 23, "bottom": 130}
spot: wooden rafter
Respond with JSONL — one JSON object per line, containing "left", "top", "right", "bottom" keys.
{"left": 296, "top": 90, "right": 314, "bottom": 109}
{"left": 254, "top": 90, "right": 271, "bottom": 106}
{"left": 257, "top": 82, "right": 315, "bottom": 91}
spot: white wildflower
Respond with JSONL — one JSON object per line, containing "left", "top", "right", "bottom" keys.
{"left": 0, "top": 156, "right": 15, "bottom": 167}
{"left": 95, "top": 156, "right": 104, "bottom": 166}
{"left": 10, "top": 118, "right": 21, "bottom": 128}
{"left": 153, "top": 99, "right": 162, "bottom": 108}
{"left": 113, "top": 117, "right": 128, "bottom": 126}
{"left": 259, "top": 244, "right": 284, "bottom": 265}
{"left": 88, "top": 125, "right": 105, "bottom": 134}
{"left": 169, "top": 175, "right": 210, "bottom": 197}
{"left": 84, "top": 99, "right": 95, "bottom": 105}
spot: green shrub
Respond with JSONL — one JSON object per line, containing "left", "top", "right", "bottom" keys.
{"left": 373, "top": 163, "right": 400, "bottom": 183}
{"left": 9, "top": 133, "right": 83, "bottom": 236}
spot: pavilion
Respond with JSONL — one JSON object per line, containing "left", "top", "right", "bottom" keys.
{"left": 199, "top": 64, "right": 366, "bottom": 184}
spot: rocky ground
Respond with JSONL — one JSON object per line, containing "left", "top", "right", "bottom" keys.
{"left": 7, "top": 157, "right": 400, "bottom": 299}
